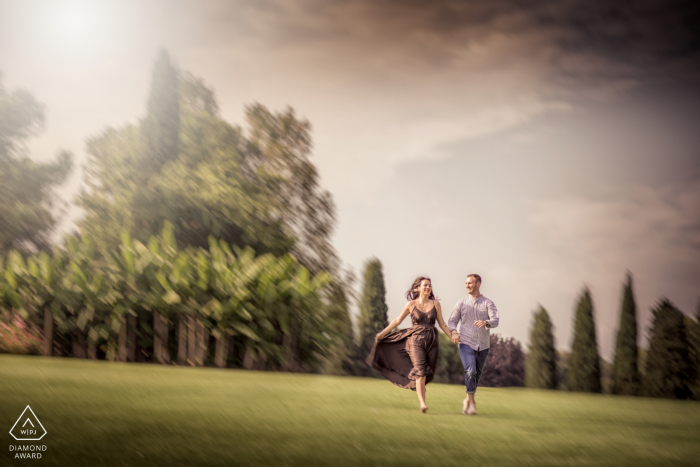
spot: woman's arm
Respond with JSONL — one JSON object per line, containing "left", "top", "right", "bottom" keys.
{"left": 434, "top": 302, "right": 454, "bottom": 337}
{"left": 376, "top": 302, "right": 411, "bottom": 340}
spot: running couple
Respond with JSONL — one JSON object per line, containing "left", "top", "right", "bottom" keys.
{"left": 366, "top": 274, "right": 499, "bottom": 414}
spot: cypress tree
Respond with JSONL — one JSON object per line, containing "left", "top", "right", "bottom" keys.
{"left": 568, "top": 287, "right": 602, "bottom": 393}
{"left": 357, "top": 258, "right": 389, "bottom": 359}
{"left": 612, "top": 273, "right": 641, "bottom": 395}
{"left": 644, "top": 298, "right": 692, "bottom": 399}
{"left": 141, "top": 49, "right": 180, "bottom": 175}
{"left": 525, "top": 306, "right": 557, "bottom": 389}
{"left": 689, "top": 301, "right": 700, "bottom": 400}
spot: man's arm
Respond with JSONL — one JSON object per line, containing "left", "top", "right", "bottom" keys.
{"left": 447, "top": 300, "right": 462, "bottom": 344}
{"left": 485, "top": 299, "right": 499, "bottom": 329}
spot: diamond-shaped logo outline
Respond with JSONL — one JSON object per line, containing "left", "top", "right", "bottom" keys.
{"left": 9, "top": 406, "right": 47, "bottom": 441}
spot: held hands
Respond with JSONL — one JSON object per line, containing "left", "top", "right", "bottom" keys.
{"left": 474, "top": 320, "right": 489, "bottom": 328}
{"left": 450, "top": 331, "right": 461, "bottom": 345}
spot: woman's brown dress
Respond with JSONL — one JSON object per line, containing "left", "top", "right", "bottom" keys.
{"left": 366, "top": 303, "right": 439, "bottom": 390}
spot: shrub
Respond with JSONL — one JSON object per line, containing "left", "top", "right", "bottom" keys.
{"left": 0, "top": 314, "right": 43, "bottom": 355}
{"left": 481, "top": 334, "right": 525, "bottom": 387}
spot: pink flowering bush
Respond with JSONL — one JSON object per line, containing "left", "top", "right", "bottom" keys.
{"left": 0, "top": 314, "right": 44, "bottom": 355}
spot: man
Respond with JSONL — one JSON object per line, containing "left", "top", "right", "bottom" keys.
{"left": 447, "top": 274, "right": 499, "bottom": 415}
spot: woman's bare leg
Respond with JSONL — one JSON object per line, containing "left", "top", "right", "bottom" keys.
{"left": 416, "top": 376, "right": 428, "bottom": 412}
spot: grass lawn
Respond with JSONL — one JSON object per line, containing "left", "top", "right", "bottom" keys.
{"left": 1, "top": 355, "right": 699, "bottom": 466}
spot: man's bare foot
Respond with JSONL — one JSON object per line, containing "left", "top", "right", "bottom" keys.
{"left": 420, "top": 405, "right": 428, "bottom": 413}
{"left": 467, "top": 401, "right": 476, "bottom": 415}
{"left": 462, "top": 398, "right": 469, "bottom": 415}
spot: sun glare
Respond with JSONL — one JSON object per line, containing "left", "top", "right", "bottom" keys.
{"left": 38, "top": 1, "right": 117, "bottom": 59}
{"left": 62, "top": 9, "right": 87, "bottom": 31}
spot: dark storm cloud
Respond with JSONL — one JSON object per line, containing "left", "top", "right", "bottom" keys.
{"left": 549, "top": 0, "right": 700, "bottom": 73}
{"left": 242, "top": 0, "right": 700, "bottom": 92}
{"left": 365, "top": 0, "right": 700, "bottom": 70}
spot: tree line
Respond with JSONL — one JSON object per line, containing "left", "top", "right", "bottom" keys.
{"left": 0, "top": 224, "right": 339, "bottom": 371}
{"left": 0, "top": 50, "right": 356, "bottom": 373}
{"left": 525, "top": 274, "right": 700, "bottom": 399}
{"left": 355, "top": 262, "right": 700, "bottom": 400}
{"left": 1, "top": 51, "right": 698, "bottom": 398}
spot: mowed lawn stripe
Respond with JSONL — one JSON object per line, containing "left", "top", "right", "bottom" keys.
{"left": 1, "top": 355, "right": 699, "bottom": 466}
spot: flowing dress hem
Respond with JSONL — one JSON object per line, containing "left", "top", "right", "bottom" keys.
{"left": 365, "top": 320, "right": 438, "bottom": 391}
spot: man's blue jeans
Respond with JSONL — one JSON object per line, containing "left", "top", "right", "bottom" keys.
{"left": 458, "top": 344, "right": 490, "bottom": 394}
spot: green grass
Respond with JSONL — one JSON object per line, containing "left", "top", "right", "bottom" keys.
{"left": 1, "top": 355, "right": 699, "bottom": 466}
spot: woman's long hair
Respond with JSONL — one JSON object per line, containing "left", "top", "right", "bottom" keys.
{"left": 405, "top": 276, "right": 436, "bottom": 301}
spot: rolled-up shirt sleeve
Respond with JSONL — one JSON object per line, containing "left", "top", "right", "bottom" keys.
{"left": 447, "top": 300, "right": 462, "bottom": 331}
{"left": 486, "top": 299, "right": 499, "bottom": 328}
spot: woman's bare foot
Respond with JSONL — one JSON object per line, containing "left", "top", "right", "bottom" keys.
{"left": 420, "top": 405, "right": 428, "bottom": 413}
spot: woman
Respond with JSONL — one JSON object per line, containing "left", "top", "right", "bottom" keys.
{"left": 366, "top": 277, "right": 452, "bottom": 413}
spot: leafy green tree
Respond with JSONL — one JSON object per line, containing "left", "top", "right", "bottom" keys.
{"left": 0, "top": 255, "right": 22, "bottom": 318}
{"left": 23, "top": 250, "right": 69, "bottom": 357}
{"left": 79, "top": 52, "right": 292, "bottom": 256}
{"left": 644, "top": 298, "right": 693, "bottom": 399}
{"left": 357, "top": 258, "right": 388, "bottom": 360}
{"left": 135, "top": 225, "right": 186, "bottom": 365}
{"left": 481, "top": 334, "right": 525, "bottom": 387}
{"left": 525, "top": 306, "right": 557, "bottom": 390}
{"left": 285, "top": 265, "right": 333, "bottom": 372}
{"left": 247, "top": 252, "right": 332, "bottom": 372}
{"left": 612, "top": 273, "right": 641, "bottom": 395}
{"left": 0, "top": 74, "right": 73, "bottom": 254}
{"left": 245, "top": 104, "right": 339, "bottom": 277}
{"left": 78, "top": 124, "right": 141, "bottom": 251}
{"left": 1, "top": 253, "right": 34, "bottom": 330}
{"left": 0, "top": 251, "right": 63, "bottom": 356}
{"left": 3, "top": 51, "right": 344, "bottom": 368}
{"left": 1, "top": 226, "right": 335, "bottom": 369}
{"left": 203, "top": 240, "right": 270, "bottom": 369}
{"left": 62, "top": 237, "right": 116, "bottom": 360}
{"left": 206, "top": 241, "right": 257, "bottom": 368}
{"left": 323, "top": 280, "right": 360, "bottom": 375}
{"left": 568, "top": 287, "right": 602, "bottom": 393}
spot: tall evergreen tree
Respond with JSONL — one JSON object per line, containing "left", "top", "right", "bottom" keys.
{"left": 644, "top": 298, "right": 692, "bottom": 399}
{"left": 525, "top": 306, "right": 557, "bottom": 389}
{"left": 0, "top": 74, "right": 73, "bottom": 254}
{"left": 689, "top": 300, "right": 700, "bottom": 400}
{"left": 130, "top": 49, "right": 184, "bottom": 245}
{"left": 568, "top": 287, "right": 602, "bottom": 393}
{"left": 612, "top": 273, "right": 641, "bottom": 395}
{"left": 357, "top": 258, "right": 388, "bottom": 359}
{"left": 141, "top": 49, "right": 180, "bottom": 175}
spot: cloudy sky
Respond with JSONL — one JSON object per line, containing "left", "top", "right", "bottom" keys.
{"left": 1, "top": 0, "right": 699, "bottom": 360}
